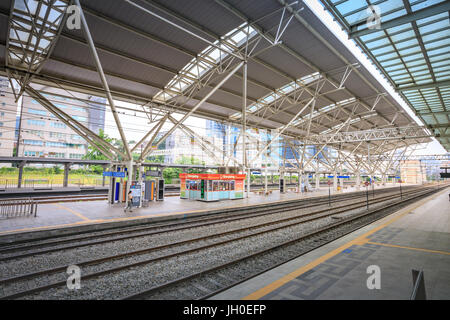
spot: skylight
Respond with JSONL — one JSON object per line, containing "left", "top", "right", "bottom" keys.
{"left": 320, "top": 112, "right": 377, "bottom": 134}
{"left": 7, "top": 0, "right": 67, "bottom": 71}
{"left": 291, "top": 97, "right": 356, "bottom": 127}
{"left": 153, "top": 22, "right": 259, "bottom": 103}
{"left": 229, "top": 72, "right": 323, "bottom": 120}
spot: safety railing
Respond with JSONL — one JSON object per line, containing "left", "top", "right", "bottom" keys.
{"left": 24, "top": 179, "right": 51, "bottom": 189}
{"left": 410, "top": 269, "right": 426, "bottom": 300}
{"left": 0, "top": 177, "right": 110, "bottom": 189}
{"left": 0, "top": 198, "right": 37, "bottom": 218}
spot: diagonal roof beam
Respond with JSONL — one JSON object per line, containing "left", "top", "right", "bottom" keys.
{"left": 75, "top": 0, "right": 131, "bottom": 160}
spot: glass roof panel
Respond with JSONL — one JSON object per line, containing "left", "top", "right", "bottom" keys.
{"left": 389, "top": 30, "right": 415, "bottom": 43}
{"left": 395, "top": 39, "right": 419, "bottom": 50}
{"left": 422, "top": 30, "right": 449, "bottom": 43}
{"left": 418, "top": 20, "right": 449, "bottom": 34}
{"left": 381, "top": 9, "right": 408, "bottom": 23}
{"left": 366, "top": 38, "right": 391, "bottom": 49}
{"left": 431, "top": 60, "right": 450, "bottom": 68}
{"left": 411, "top": 0, "right": 446, "bottom": 12}
{"left": 335, "top": 0, "right": 367, "bottom": 17}
{"left": 403, "top": 53, "right": 425, "bottom": 62}
{"left": 416, "top": 12, "right": 448, "bottom": 25}
{"left": 378, "top": 52, "right": 400, "bottom": 62}
{"left": 372, "top": 45, "right": 395, "bottom": 56}
{"left": 385, "top": 23, "right": 413, "bottom": 34}
{"left": 396, "top": 47, "right": 421, "bottom": 56}
{"left": 360, "top": 30, "right": 386, "bottom": 42}
{"left": 429, "top": 52, "right": 450, "bottom": 61}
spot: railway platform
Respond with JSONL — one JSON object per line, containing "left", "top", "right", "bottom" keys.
{"left": 0, "top": 183, "right": 405, "bottom": 242}
{"left": 211, "top": 186, "right": 450, "bottom": 300}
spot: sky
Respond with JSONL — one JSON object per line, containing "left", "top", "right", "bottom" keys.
{"left": 104, "top": 0, "right": 447, "bottom": 155}
{"left": 104, "top": 100, "right": 206, "bottom": 143}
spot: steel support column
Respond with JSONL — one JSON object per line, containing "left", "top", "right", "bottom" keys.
{"left": 242, "top": 61, "right": 249, "bottom": 198}
{"left": 264, "top": 165, "right": 268, "bottom": 194}
{"left": 333, "top": 171, "right": 337, "bottom": 191}
{"left": 356, "top": 171, "right": 361, "bottom": 190}
{"left": 17, "top": 161, "right": 25, "bottom": 188}
{"left": 63, "top": 163, "right": 71, "bottom": 188}
{"left": 315, "top": 164, "right": 320, "bottom": 190}
{"left": 125, "top": 160, "right": 134, "bottom": 209}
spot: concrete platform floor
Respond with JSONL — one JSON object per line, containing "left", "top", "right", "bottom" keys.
{"left": 211, "top": 186, "right": 450, "bottom": 300}
{"left": 0, "top": 183, "right": 405, "bottom": 237}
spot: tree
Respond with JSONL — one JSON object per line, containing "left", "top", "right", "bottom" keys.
{"left": 163, "top": 167, "right": 182, "bottom": 184}
{"left": 83, "top": 129, "right": 112, "bottom": 161}
{"left": 83, "top": 129, "right": 112, "bottom": 174}
{"left": 175, "top": 155, "right": 202, "bottom": 165}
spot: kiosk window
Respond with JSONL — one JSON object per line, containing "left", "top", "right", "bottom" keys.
{"left": 230, "top": 181, "right": 235, "bottom": 190}
{"left": 213, "top": 181, "right": 219, "bottom": 191}
{"left": 208, "top": 180, "right": 212, "bottom": 191}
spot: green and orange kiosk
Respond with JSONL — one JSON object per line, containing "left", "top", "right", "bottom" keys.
{"left": 179, "top": 173, "right": 246, "bottom": 201}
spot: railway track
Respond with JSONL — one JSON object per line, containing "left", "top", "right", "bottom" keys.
{"left": 124, "top": 185, "right": 447, "bottom": 300}
{"left": 0, "top": 185, "right": 418, "bottom": 259}
{"left": 0, "top": 184, "right": 445, "bottom": 300}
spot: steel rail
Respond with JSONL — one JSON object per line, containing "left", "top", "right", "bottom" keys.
{"left": 0, "top": 186, "right": 430, "bottom": 285}
{"left": 0, "top": 186, "right": 444, "bottom": 300}
{"left": 123, "top": 186, "right": 445, "bottom": 300}
{"left": 0, "top": 186, "right": 419, "bottom": 259}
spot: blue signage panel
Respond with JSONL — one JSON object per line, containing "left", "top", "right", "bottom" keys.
{"left": 327, "top": 175, "right": 334, "bottom": 178}
{"left": 103, "top": 171, "right": 126, "bottom": 178}
{"left": 337, "top": 175, "right": 350, "bottom": 179}
{"left": 113, "top": 172, "right": 126, "bottom": 178}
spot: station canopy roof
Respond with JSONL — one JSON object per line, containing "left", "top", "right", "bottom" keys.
{"left": 0, "top": 0, "right": 433, "bottom": 156}
{"left": 321, "top": 0, "right": 450, "bottom": 151}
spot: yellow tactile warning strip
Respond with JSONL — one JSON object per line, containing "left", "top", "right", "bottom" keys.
{"left": 54, "top": 203, "right": 91, "bottom": 222}
{"left": 367, "top": 241, "right": 450, "bottom": 256}
{"left": 243, "top": 187, "right": 449, "bottom": 300}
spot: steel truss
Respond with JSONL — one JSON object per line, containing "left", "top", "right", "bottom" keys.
{"left": 302, "top": 126, "right": 433, "bottom": 145}
{"left": 3, "top": 0, "right": 439, "bottom": 200}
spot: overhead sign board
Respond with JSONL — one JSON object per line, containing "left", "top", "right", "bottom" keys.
{"left": 113, "top": 172, "right": 126, "bottom": 178}
{"left": 103, "top": 171, "right": 126, "bottom": 178}
{"left": 337, "top": 175, "right": 350, "bottom": 179}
